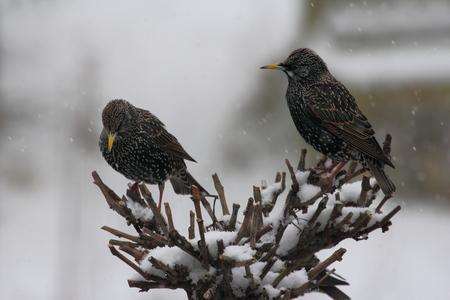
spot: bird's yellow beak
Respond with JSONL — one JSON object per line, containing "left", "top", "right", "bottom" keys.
{"left": 107, "top": 132, "right": 116, "bottom": 152}
{"left": 260, "top": 63, "right": 284, "bottom": 70}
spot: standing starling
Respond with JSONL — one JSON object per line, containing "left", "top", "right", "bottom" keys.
{"left": 261, "top": 48, "right": 395, "bottom": 195}
{"left": 99, "top": 99, "right": 209, "bottom": 208}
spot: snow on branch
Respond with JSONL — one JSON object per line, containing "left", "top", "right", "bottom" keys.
{"left": 92, "top": 135, "right": 400, "bottom": 299}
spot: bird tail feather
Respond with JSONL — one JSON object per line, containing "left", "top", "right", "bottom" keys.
{"left": 170, "top": 170, "right": 210, "bottom": 196}
{"left": 367, "top": 160, "right": 396, "bottom": 196}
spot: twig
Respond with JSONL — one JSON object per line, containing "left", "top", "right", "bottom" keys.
{"left": 308, "top": 197, "right": 328, "bottom": 226}
{"left": 227, "top": 203, "right": 240, "bottom": 231}
{"left": 101, "top": 226, "right": 138, "bottom": 242}
{"left": 315, "top": 268, "right": 336, "bottom": 286}
{"left": 141, "top": 228, "right": 170, "bottom": 245}
{"left": 168, "top": 229, "right": 206, "bottom": 268}
{"left": 164, "top": 203, "right": 175, "bottom": 232}
{"left": 357, "top": 176, "right": 371, "bottom": 206}
{"left": 108, "top": 239, "right": 137, "bottom": 248}
{"left": 126, "top": 182, "right": 147, "bottom": 207}
{"left": 128, "top": 280, "right": 180, "bottom": 291}
{"left": 289, "top": 248, "right": 346, "bottom": 297}
{"left": 188, "top": 210, "right": 195, "bottom": 239}
{"left": 375, "top": 195, "right": 392, "bottom": 213}
{"left": 149, "top": 256, "right": 179, "bottom": 280}
{"left": 360, "top": 205, "right": 401, "bottom": 235}
{"left": 260, "top": 258, "right": 276, "bottom": 280}
{"left": 192, "top": 185, "right": 210, "bottom": 267}
{"left": 253, "top": 186, "right": 262, "bottom": 204}
{"left": 328, "top": 201, "right": 344, "bottom": 223}
{"left": 339, "top": 168, "right": 367, "bottom": 187}
{"left": 285, "top": 159, "right": 299, "bottom": 192}
{"left": 250, "top": 203, "right": 261, "bottom": 248}
{"left": 212, "top": 173, "right": 230, "bottom": 215}
{"left": 234, "top": 198, "right": 254, "bottom": 244}
{"left": 118, "top": 244, "right": 147, "bottom": 262}
{"left": 297, "top": 149, "right": 307, "bottom": 171}
{"left": 308, "top": 248, "right": 346, "bottom": 279}
{"left": 108, "top": 244, "right": 150, "bottom": 280}
{"left": 254, "top": 224, "right": 273, "bottom": 242}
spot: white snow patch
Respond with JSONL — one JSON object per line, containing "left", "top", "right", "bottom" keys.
{"left": 223, "top": 244, "right": 255, "bottom": 261}
{"left": 271, "top": 260, "right": 285, "bottom": 273}
{"left": 278, "top": 269, "right": 308, "bottom": 289}
{"left": 217, "top": 214, "right": 231, "bottom": 224}
{"left": 261, "top": 182, "right": 283, "bottom": 205}
{"left": 202, "top": 231, "right": 236, "bottom": 258}
{"left": 140, "top": 246, "right": 213, "bottom": 283}
{"left": 336, "top": 181, "right": 362, "bottom": 203}
{"left": 126, "top": 200, "right": 153, "bottom": 221}
{"left": 277, "top": 223, "right": 301, "bottom": 256}
{"left": 295, "top": 170, "right": 311, "bottom": 185}
{"left": 297, "top": 184, "right": 321, "bottom": 201}
{"left": 263, "top": 196, "right": 286, "bottom": 231}
{"left": 264, "top": 284, "right": 281, "bottom": 298}
{"left": 230, "top": 267, "right": 249, "bottom": 297}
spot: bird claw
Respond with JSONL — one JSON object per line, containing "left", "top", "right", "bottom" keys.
{"left": 319, "top": 175, "right": 334, "bottom": 192}
{"left": 157, "top": 201, "right": 162, "bottom": 212}
{"left": 319, "top": 161, "right": 347, "bottom": 192}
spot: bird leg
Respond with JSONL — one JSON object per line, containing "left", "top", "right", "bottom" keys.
{"left": 330, "top": 161, "right": 347, "bottom": 178}
{"left": 126, "top": 181, "right": 141, "bottom": 198}
{"left": 157, "top": 183, "right": 165, "bottom": 211}
{"left": 320, "top": 161, "right": 347, "bottom": 191}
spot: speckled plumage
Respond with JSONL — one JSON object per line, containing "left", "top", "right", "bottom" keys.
{"left": 263, "top": 48, "right": 395, "bottom": 195}
{"left": 99, "top": 99, "right": 208, "bottom": 202}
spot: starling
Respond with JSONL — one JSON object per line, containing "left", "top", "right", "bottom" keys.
{"left": 261, "top": 48, "right": 395, "bottom": 195}
{"left": 99, "top": 99, "right": 209, "bottom": 208}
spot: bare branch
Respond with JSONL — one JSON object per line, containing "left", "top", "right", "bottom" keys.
{"left": 164, "top": 203, "right": 175, "bottom": 232}
{"left": 212, "top": 173, "right": 230, "bottom": 215}
{"left": 95, "top": 141, "right": 399, "bottom": 299}
{"left": 188, "top": 210, "right": 195, "bottom": 239}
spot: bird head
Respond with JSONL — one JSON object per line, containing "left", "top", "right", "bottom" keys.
{"left": 261, "top": 48, "right": 329, "bottom": 82}
{"left": 101, "top": 99, "right": 134, "bottom": 152}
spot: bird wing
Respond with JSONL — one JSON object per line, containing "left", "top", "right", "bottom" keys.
{"left": 139, "top": 110, "right": 197, "bottom": 162}
{"left": 304, "top": 81, "right": 393, "bottom": 167}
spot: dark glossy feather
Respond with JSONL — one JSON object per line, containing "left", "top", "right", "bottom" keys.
{"left": 304, "top": 81, "right": 394, "bottom": 168}
{"left": 138, "top": 109, "right": 197, "bottom": 162}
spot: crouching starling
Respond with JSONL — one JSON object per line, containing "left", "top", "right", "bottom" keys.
{"left": 99, "top": 99, "right": 209, "bottom": 208}
{"left": 261, "top": 48, "right": 395, "bottom": 195}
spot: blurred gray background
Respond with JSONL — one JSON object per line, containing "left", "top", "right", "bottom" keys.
{"left": 1, "top": 0, "right": 449, "bottom": 299}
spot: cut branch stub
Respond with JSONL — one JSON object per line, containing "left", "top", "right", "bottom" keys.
{"left": 192, "top": 185, "right": 210, "bottom": 268}
{"left": 188, "top": 210, "right": 195, "bottom": 239}
{"left": 234, "top": 198, "right": 254, "bottom": 244}
{"left": 357, "top": 176, "right": 371, "bottom": 207}
{"left": 297, "top": 148, "right": 307, "bottom": 171}
{"left": 227, "top": 203, "right": 240, "bottom": 231}
{"left": 285, "top": 158, "right": 299, "bottom": 193}
{"left": 212, "top": 173, "right": 230, "bottom": 215}
{"left": 164, "top": 203, "right": 175, "bottom": 232}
